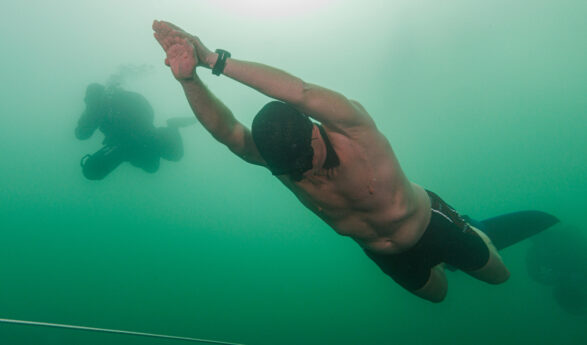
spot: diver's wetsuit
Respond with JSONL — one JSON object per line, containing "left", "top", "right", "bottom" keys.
{"left": 76, "top": 87, "right": 183, "bottom": 180}
{"left": 365, "top": 191, "right": 490, "bottom": 291}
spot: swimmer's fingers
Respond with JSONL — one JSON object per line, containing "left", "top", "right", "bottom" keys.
{"left": 153, "top": 20, "right": 184, "bottom": 48}
{"left": 152, "top": 20, "right": 173, "bottom": 36}
{"left": 159, "top": 20, "right": 202, "bottom": 46}
{"left": 153, "top": 32, "right": 169, "bottom": 50}
{"left": 154, "top": 33, "right": 189, "bottom": 52}
{"left": 160, "top": 21, "right": 187, "bottom": 34}
{"left": 154, "top": 20, "right": 188, "bottom": 40}
{"left": 153, "top": 20, "right": 201, "bottom": 68}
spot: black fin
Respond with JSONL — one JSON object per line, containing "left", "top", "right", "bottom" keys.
{"left": 476, "top": 211, "right": 559, "bottom": 250}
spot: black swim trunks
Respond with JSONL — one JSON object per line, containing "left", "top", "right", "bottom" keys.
{"left": 365, "top": 190, "right": 490, "bottom": 291}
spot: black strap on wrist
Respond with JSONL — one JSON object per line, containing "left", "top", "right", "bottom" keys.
{"left": 212, "top": 49, "right": 231, "bottom": 76}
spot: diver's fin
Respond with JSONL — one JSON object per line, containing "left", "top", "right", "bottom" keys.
{"left": 475, "top": 211, "right": 559, "bottom": 250}
{"left": 446, "top": 211, "right": 560, "bottom": 272}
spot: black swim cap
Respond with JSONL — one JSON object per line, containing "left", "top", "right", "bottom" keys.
{"left": 252, "top": 101, "right": 314, "bottom": 181}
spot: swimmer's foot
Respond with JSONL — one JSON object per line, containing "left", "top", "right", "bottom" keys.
{"left": 167, "top": 116, "right": 197, "bottom": 128}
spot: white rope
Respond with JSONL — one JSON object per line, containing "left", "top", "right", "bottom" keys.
{"left": 0, "top": 318, "right": 245, "bottom": 345}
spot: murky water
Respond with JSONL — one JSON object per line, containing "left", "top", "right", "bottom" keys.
{"left": 1, "top": 1, "right": 585, "bottom": 344}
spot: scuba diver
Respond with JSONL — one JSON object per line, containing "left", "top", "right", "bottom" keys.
{"left": 75, "top": 83, "right": 195, "bottom": 180}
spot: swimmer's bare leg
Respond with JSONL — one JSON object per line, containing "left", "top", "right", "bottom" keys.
{"left": 464, "top": 227, "right": 510, "bottom": 284}
{"left": 412, "top": 264, "right": 448, "bottom": 303}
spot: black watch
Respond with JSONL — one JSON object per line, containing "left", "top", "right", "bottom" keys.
{"left": 212, "top": 49, "right": 231, "bottom": 76}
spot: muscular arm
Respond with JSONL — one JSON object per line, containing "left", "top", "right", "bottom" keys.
{"left": 153, "top": 20, "right": 372, "bottom": 131}
{"left": 179, "top": 74, "right": 263, "bottom": 165}
{"left": 216, "top": 57, "right": 373, "bottom": 130}
{"left": 153, "top": 20, "right": 372, "bottom": 163}
{"left": 154, "top": 24, "right": 263, "bottom": 165}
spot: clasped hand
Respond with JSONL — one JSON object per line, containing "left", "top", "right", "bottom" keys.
{"left": 153, "top": 20, "right": 213, "bottom": 80}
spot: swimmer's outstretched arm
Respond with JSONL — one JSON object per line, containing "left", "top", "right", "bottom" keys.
{"left": 221, "top": 59, "right": 372, "bottom": 129}
{"left": 183, "top": 74, "right": 263, "bottom": 165}
{"left": 153, "top": 20, "right": 372, "bottom": 134}
{"left": 153, "top": 21, "right": 264, "bottom": 165}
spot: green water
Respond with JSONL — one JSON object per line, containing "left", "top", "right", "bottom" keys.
{"left": 1, "top": 1, "right": 585, "bottom": 344}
